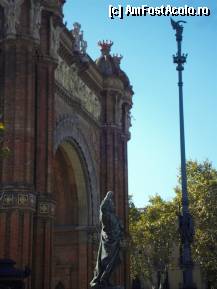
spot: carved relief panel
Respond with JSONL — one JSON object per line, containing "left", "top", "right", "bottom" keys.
{"left": 55, "top": 57, "right": 101, "bottom": 121}
{"left": 30, "top": 0, "right": 42, "bottom": 41}
{"left": 0, "top": 0, "right": 24, "bottom": 36}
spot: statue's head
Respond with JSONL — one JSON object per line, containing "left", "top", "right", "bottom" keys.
{"left": 106, "top": 191, "right": 113, "bottom": 199}
{"left": 101, "top": 191, "right": 115, "bottom": 213}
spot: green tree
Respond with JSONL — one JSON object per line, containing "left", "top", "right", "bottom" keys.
{"left": 129, "top": 195, "right": 178, "bottom": 286}
{"left": 129, "top": 160, "right": 217, "bottom": 288}
{"left": 175, "top": 160, "right": 217, "bottom": 287}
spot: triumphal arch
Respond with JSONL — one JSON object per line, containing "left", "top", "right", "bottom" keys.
{"left": 0, "top": 1, "right": 133, "bottom": 289}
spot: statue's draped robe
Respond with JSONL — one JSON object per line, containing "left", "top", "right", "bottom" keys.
{"left": 90, "top": 195, "right": 123, "bottom": 287}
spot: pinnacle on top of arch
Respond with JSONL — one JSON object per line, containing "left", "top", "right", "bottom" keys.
{"left": 112, "top": 54, "right": 123, "bottom": 66}
{"left": 98, "top": 40, "right": 113, "bottom": 56}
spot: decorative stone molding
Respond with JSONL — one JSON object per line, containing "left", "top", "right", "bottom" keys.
{"left": 55, "top": 225, "right": 97, "bottom": 233}
{"left": 36, "top": 193, "right": 56, "bottom": 217}
{"left": 123, "top": 89, "right": 133, "bottom": 107}
{"left": 126, "top": 110, "right": 132, "bottom": 132}
{"left": 30, "top": 0, "right": 42, "bottom": 41}
{"left": 1, "top": 0, "right": 24, "bottom": 36}
{"left": 50, "top": 17, "right": 62, "bottom": 59}
{"left": 123, "top": 102, "right": 132, "bottom": 140}
{"left": 55, "top": 56, "right": 101, "bottom": 120}
{"left": 104, "top": 77, "right": 124, "bottom": 91}
{"left": 0, "top": 191, "right": 36, "bottom": 210}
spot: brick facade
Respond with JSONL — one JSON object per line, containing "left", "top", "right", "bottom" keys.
{"left": 0, "top": 1, "right": 133, "bottom": 289}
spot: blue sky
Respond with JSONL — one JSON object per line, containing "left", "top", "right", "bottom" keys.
{"left": 63, "top": 1, "right": 217, "bottom": 207}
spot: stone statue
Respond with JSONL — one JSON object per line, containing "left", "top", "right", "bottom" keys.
{"left": 50, "top": 18, "right": 62, "bottom": 58}
{"left": 72, "top": 22, "right": 87, "bottom": 54}
{"left": 4, "top": 0, "right": 24, "bottom": 35}
{"left": 90, "top": 191, "right": 124, "bottom": 289}
{"left": 72, "top": 22, "right": 81, "bottom": 52}
{"left": 81, "top": 37, "right": 87, "bottom": 54}
{"left": 80, "top": 30, "right": 87, "bottom": 54}
{"left": 30, "top": 0, "right": 42, "bottom": 40}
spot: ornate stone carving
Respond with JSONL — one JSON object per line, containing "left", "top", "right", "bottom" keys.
{"left": 37, "top": 193, "right": 56, "bottom": 217}
{"left": 18, "top": 193, "right": 28, "bottom": 206}
{"left": 30, "top": 0, "right": 42, "bottom": 41}
{"left": 72, "top": 22, "right": 81, "bottom": 52}
{"left": 3, "top": 193, "right": 13, "bottom": 206}
{"left": 0, "top": 191, "right": 36, "bottom": 210}
{"left": 55, "top": 57, "right": 101, "bottom": 120}
{"left": 126, "top": 110, "right": 132, "bottom": 131}
{"left": 113, "top": 54, "right": 123, "bottom": 70}
{"left": 38, "top": 202, "right": 55, "bottom": 216}
{"left": 50, "top": 18, "right": 62, "bottom": 58}
{"left": 3, "top": 0, "right": 24, "bottom": 35}
{"left": 83, "top": 89, "right": 101, "bottom": 120}
{"left": 81, "top": 36, "right": 87, "bottom": 55}
{"left": 123, "top": 108, "right": 132, "bottom": 140}
{"left": 39, "top": 203, "right": 49, "bottom": 214}
{"left": 71, "top": 22, "right": 87, "bottom": 54}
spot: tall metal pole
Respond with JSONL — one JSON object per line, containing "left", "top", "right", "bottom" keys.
{"left": 171, "top": 19, "right": 196, "bottom": 289}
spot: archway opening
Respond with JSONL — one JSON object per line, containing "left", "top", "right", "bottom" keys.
{"left": 53, "top": 141, "right": 90, "bottom": 289}
{"left": 54, "top": 145, "right": 78, "bottom": 225}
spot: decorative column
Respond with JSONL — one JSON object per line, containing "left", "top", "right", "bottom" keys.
{"left": 32, "top": 194, "right": 55, "bottom": 289}
{"left": 171, "top": 18, "right": 196, "bottom": 289}
{"left": 0, "top": 5, "right": 38, "bottom": 289}
{"left": 96, "top": 41, "right": 133, "bottom": 289}
{"left": 0, "top": 1, "right": 62, "bottom": 288}
{"left": 31, "top": 8, "right": 62, "bottom": 289}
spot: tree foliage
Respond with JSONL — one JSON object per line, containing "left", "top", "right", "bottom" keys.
{"left": 129, "top": 195, "right": 178, "bottom": 286}
{"left": 129, "top": 160, "right": 217, "bottom": 287}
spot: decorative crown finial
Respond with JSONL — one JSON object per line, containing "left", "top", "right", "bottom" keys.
{"left": 112, "top": 54, "right": 123, "bottom": 67}
{"left": 98, "top": 40, "right": 113, "bottom": 56}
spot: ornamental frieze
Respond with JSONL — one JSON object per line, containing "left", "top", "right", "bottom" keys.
{"left": 37, "top": 202, "right": 55, "bottom": 217}
{"left": 55, "top": 57, "right": 101, "bottom": 121}
{"left": 0, "top": 191, "right": 36, "bottom": 210}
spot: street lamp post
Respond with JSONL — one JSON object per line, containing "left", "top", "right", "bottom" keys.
{"left": 171, "top": 19, "right": 196, "bottom": 289}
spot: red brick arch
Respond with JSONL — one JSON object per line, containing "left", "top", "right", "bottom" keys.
{"left": 54, "top": 115, "right": 99, "bottom": 225}
{"left": 53, "top": 140, "right": 95, "bottom": 289}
